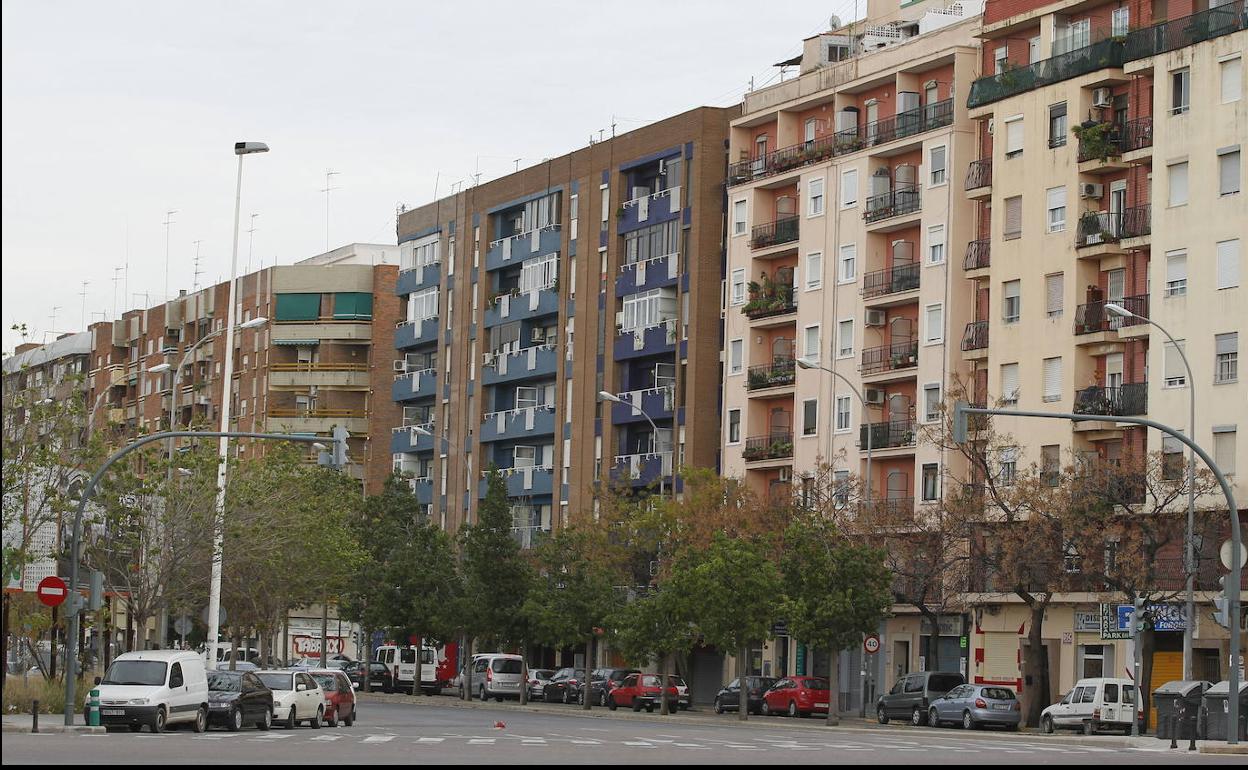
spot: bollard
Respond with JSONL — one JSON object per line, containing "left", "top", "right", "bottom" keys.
{"left": 31, "top": 700, "right": 39, "bottom": 734}
{"left": 1170, "top": 714, "right": 1178, "bottom": 749}
{"left": 88, "top": 689, "right": 101, "bottom": 727}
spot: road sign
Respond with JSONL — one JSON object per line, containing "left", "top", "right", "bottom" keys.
{"left": 1221, "top": 539, "right": 1246, "bottom": 570}
{"left": 173, "top": 615, "right": 193, "bottom": 636}
{"left": 36, "top": 575, "right": 68, "bottom": 607}
{"left": 863, "top": 635, "right": 881, "bottom": 655}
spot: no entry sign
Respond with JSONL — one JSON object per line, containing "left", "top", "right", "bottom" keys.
{"left": 36, "top": 575, "right": 68, "bottom": 607}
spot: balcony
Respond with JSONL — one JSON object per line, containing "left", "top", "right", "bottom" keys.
{"left": 859, "top": 497, "right": 916, "bottom": 525}
{"left": 618, "top": 186, "right": 681, "bottom": 233}
{"left": 864, "top": 186, "right": 920, "bottom": 225}
{"left": 395, "top": 317, "right": 439, "bottom": 349}
{"left": 392, "top": 367, "right": 437, "bottom": 402}
{"left": 861, "top": 341, "right": 918, "bottom": 376}
{"left": 1076, "top": 121, "right": 1129, "bottom": 166}
{"left": 968, "top": 38, "right": 1126, "bottom": 109}
{"left": 271, "top": 320, "right": 371, "bottom": 344}
{"left": 743, "top": 432, "right": 793, "bottom": 463}
{"left": 479, "top": 466, "right": 555, "bottom": 498}
{"left": 396, "top": 261, "right": 441, "bottom": 296}
{"left": 267, "top": 408, "right": 369, "bottom": 435}
{"left": 1120, "top": 117, "right": 1153, "bottom": 157}
{"left": 512, "top": 525, "right": 551, "bottom": 550}
{"left": 747, "top": 358, "right": 796, "bottom": 391}
{"left": 1123, "top": 4, "right": 1247, "bottom": 63}
{"left": 1074, "top": 295, "right": 1149, "bottom": 336}
{"left": 964, "top": 159, "right": 992, "bottom": 199}
{"left": 390, "top": 424, "right": 435, "bottom": 454}
{"left": 610, "top": 386, "right": 675, "bottom": 424}
{"left": 729, "top": 135, "right": 838, "bottom": 186}
{"left": 860, "top": 419, "right": 917, "bottom": 450}
{"left": 409, "top": 478, "right": 434, "bottom": 505}
{"left": 862, "top": 262, "right": 920, "bottom": 300}
{"left": 481, "top": 343, "right": 558, "bottom": 386}
{"left": 616, "top": 251, "right": 679, "bottom": 297}
{"left": 484, "top": 225, "right": 562, "bottom": 272}
{"left": 612, "top": 452, "right": 673, "bottom": 488}
{"left": 743, "top": 283, "right": 797, "bottom": 322}
{"left": 749, "top": 216, "right": 799, "bottom": 251}
{"left": 483, "top": 287, "right": 559, "bottom": 327}
{"left": 1074, "top": 382, "right": 1148, "bottom": 417}
{"left": 270, "top": 362, "right": 369, "bottom": 389}
{"left": 1121, "top": 205, "right": 1151, "bottom": 242}
{"left": 613, "top": 319, "right": 677, "bottom": 361}
{"left": 961, "top": 321, "right": 989, "bottom": 357}
{"left": 1076, "top": 211, "right": 1123, "bottom": 249}
{"left": 480, "top": 405, "right": 557, "bottom": 443}
{"left": 963, "top": 239, "right": 991, "bottom": 274}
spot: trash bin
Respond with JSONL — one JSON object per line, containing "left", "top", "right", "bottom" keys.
{"left": 1202, "top": 680, "right": 1248, "bottom": 742}
{"left": 1153, "top": 680, "right": 1211, "bottom": 740}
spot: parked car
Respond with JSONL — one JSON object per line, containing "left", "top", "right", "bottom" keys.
{"left": 669, "top": 676, "right": 692, "bottom": 710}
{"left": 928, "top": 684, "right": 1020, "bottom": 730}
{"left": 580, "top": 668, "right": 640, "bottom": 706}
{"left": 606, "top": 673, "right": 681, "bottom": 713}
{"left": 526, "top": 669, "right": 556, "bottom": 701}
{"left": 256, "top": 670, "right": 325, "bottom": 729}
{"left": 96, "top": 650, "right": 210, "bottom": 733}
{"left": 876, "top": 671, "right": 965, "bottom": 726}
{"left": 543, "top": 667, "right": 587, "bottom": 704}
{"left": 308, "top": 669, "right": 357, "bottom": 727}
{"left": 345, "top": 661, "right": 394, "bottom": 692}
{"left": 206, "top": 670, "right": 274, "bottom": 731}
{"left": 453, "top": 654, "right": 489, "bottom": 697}
{"left": 713, "top": 676, "right": 777, "bottom": 715}
{"left": 760, "top": 676, "right": 831, "bottom": 718}
{"left": 465, "top": 653, "right": 525, "bottom": 701}
{"left": 1040, "top": 677, "right": 1138, "bottom": 735}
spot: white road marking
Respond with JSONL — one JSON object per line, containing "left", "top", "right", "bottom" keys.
{"left": 570, "top": 740, "right": 601, "bottom": 745}
{"left": 309, "top": 734, "right": 343, "bottom": 741}
{"left": 623, "top": 741, "right": 654, "bottom": 746}
{"left": 414, "top": 737, "right": 444, "bottom": 743}
{"left": 466, "top": 738, "right": 495, "bottom": 745}
{"left": 362, "top": 735, "right": 395, "bottom": 743}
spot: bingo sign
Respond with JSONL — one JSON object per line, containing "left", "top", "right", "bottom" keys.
{"left": 1101, "top": 603, "right": 1187, "bottom": 640}
{"left": 863, "top": 635, "right": 881, "bottom": 655}
{"left": 292, "top": 635, "right": 344, "bottom": 658}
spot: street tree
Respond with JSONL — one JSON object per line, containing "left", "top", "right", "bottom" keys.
{"left": 609, "top": 580, "right": 696, "bottom": 716}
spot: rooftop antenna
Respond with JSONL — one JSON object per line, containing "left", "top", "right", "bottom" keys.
{"left": 79, "top": 281, "right": 89, "bottom": 329}
{"left": 48, "top": 306, "right": 61, "bottom": 339}
{"left": 321, "top": 169, "right": 340, "bottom": 252}
{"left": 111, "top": 267, "right": 124, "bottom": 320}
{"left": 163, "top": 209, "right": 178, "bottom": 302}
{"left": 192, "top": 240, "right": 205, "bottom": 291}
{"left": 514, "top": 158, "right": 522, "bottom": 172}
{"left": 132, "top": 292, "right": 151, "bottom": 309}
{"left": 245, "top": 213, "right": 258, "bottom": 274}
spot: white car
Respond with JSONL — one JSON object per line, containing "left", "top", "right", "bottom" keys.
{"left": 1041, "top": 677, "right": 1138, "bottom": 735}
{"left": 256, "top": 670, "right": 326, "bottom": 729}
{"left": 95, "top": 650, "right": 210, "bottom": 733}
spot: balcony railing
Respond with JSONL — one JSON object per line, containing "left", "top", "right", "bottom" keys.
{"left": 747, "top": 358, "right": 796, "bottom": 390}
{"left": 964, "top": 158, "right": 992, "bottom": 190}
{"left": 1121, "top": 117, "right": 1153, "bottom": 153}
{"left": 749, "top": 216, "right": 800, "bottom": 250}
{"left": 864, "top": 99, "right": 954, "bottom": 147}
{"left": 743, "top": 432, "right": 793, "bottom": 462}
{"left": 743, "top": 284, "right": 797, "bottom": 320}
{"left": 1074, "top": 382, "right": 1149, "bottom": 417}
{"left": 963, "top": 239, "right": 991, "bottom": 271}
{"left": 1076, "top": 210, "right": 1124, "bottom": 247}
{"left": 864, "top": 186, "right": 921, "bottom": 224}
{"left": 859, "top": 497, "right": 916, "bottom": 524}
{"left": 1123, "top": 3, "right": 1247, "bottom": 62}
{"left": 968, "top": 38, "right": 1126, "bottom": 108}
{"left": 862, "top": 262, "right": 920, "bottom": 299}
{"left": 1074, "top": 294, "right": 1149, "bottom": 335}
{"left": 1122, "top": 204, "right": 1151, "bottom": 239}
{"left": 861, "top": 341, "right": 918, "bottom": 375}
{"left": 961, "top": 320, "right": 989, "bottom": 352}
{"left": 860, "top": 419, "right": 917, "bottom": 450}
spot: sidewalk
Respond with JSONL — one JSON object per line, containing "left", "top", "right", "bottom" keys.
{"left": 2, "top": 713, "right": 106, "bottom": 734}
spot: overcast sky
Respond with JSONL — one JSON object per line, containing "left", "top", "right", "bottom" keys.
{"left": 1, "top": 1, "right": 861, "bottom": 354}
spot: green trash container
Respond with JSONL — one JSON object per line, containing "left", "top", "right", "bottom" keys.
{"left": 1152, "top": 680, "right": 1210, "bottom": 740}
{"left": 1202, "top": 681, "right": 1248, "bottom": 742}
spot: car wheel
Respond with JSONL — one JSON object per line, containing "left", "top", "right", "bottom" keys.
{"left": 962, "top": 711, "right": 977, "bottom": 730}
{"left": 788, "top": 700, "right": 798, "bottom": 718}
{"left": 564, "top": 688, "right": 573, "bottom": 705}
{"left": 495, "top": 695, "right": 504, "bottom": 703}
{"left": 608, "top": 696, "right": 618, "bottom": 711}
{"left": 1041, "top": 715, "right": 1054, "bottom": 734}
{"left": 761, "top": 700, "right": 771, "bottom": 717}
{"left": 929, "top": 708, "right": 940, "bottom": 728}
{"left": 310, "top": 706, "right": 323, "bottom": 729}
{"left": 228, "top": 707, "right": 243, "bottom": 732}
{"left": 151, "top": 706, "right": 167, "bottom": 734}
{"left": 1005, "top": 723, "right": 1019, "bottom": 732}
{"left": 327, "top": 707, "right": 339, "bottom": 728}
{"left": 343, "top": 706, "right": 354, "bottom": 727}
{"left": 877, "top": 706, "right": 889, "bottom": 724}
{"left": 632, "top": 700, "right": 642, "bottom": 712}
{"left": 256, "top": 709, "right": 272, "bottom": 731}
{"left": 714, "top": 697, "right": 724, "bottom": 715}
{"left": 192, "top": 706, "right": 207, "bottom": 734}
{"left": 285, "top": 707, "right": 297, "bottom": 730}
{"left": 1083, "top": 720, "right": 1095, "bottom": 736}
{"left": 646, "top": 704, "right": 655, "bottom": 713}
{"left": 912, "top": 707, "right": 925, "bottom": 726}
{"left": 599, "top": 691, "right": 607, "bottom": 707}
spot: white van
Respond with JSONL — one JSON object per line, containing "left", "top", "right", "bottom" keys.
{"left": 1041, "top": 677, "right": 1138, "bottom": 735}
{"left": 376, "top": 644, "right": 439, "bottom": 694}
{"left": 96, "top": 650, "right": 210, "bottom": 733}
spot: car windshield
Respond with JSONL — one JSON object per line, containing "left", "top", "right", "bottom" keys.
{"left": 804, "top": 678, "right": 830, "bottom": 690}
{"left": 534, "top": 670, "right": 554, "bottom": 680}
{"left": 258, "top": 673, "right": 294, "bottom": 691}
{"left": 208, "top": 672, "right": 242, "bottom": 692}
{"left": 930, "top": 674, "right": 963, "bottom": 692}
{"left": 640, "top": 675, "right": 662, "bottom": 687}
{"left": 311, "top": 673, "right": 337, "bottom": 691}
{"left": 982, "top": 687, "right": 1015, "bottom": 701}
{"left": 101, "top": 660, "right": 167, "bottom": 686}
{"left": 668, "top": 676, "right": 686, "bottom": 686}
{"left": 491, "top": 659, "right": 522, "bottom": 674}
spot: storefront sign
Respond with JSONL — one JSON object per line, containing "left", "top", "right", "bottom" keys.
{"left": 292, "top": 635, "right": 344, "bottom": 657}
{"left": 795, "top": 644, "right": 806, "bottom": 675}
{"left": 1074, "top": 610, "right": 1101, "bottom": 633}
{"left": 919, "top": 616, "right": 962, "bottom": 637}
{"left": 1100, "top": 603, "right": 1130, "bottom": 639}
{"left": 1100, "top": 602, "right": 1187, "bottom": 639}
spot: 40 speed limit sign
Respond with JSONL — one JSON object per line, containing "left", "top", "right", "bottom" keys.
{"left": 863, "top": 635, "right": 881, "bottom": 655}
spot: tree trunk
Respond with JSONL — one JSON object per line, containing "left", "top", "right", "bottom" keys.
{"left": 103, "top": 597, "right": 113, "bottom": 670}
{"left": 463, "top": 635, "right": 474, "bottom": 700}
{"left": 282, "top": 613, "right": 290, "bottom": 666}
{"left": 660, "top": 652, "right": 671, "bottom": 716}
{"left": 825, "top": 647, "right": 840, "bottom": 726}
{"left": 738, "top": 643, "right": 749, "bottom": 721}
{"left": 230, "top": 633, "right": 240, "bottom": 671}
{"left": 919, "top": 606, "right": 941, "bottom": 673}
{"left": 1020, "top": 602, "right": 1049, "bottom": 728}
{"left": 361, "top": 627, "right": 371, "bottom": 693}
{"left": 2, "top": 593, "right": 10, "bottom": 693}
{"left": 1139, "top": 627, "right": 1156, "bottom": 734}
{"left": 520, "top": 638, "right": 529, "bottom": 705}
{"left": 582, "top": 635, "right": 594, "bottom": 710}
{"left": 321, "top": 598, "right": 330, "bottom": 670}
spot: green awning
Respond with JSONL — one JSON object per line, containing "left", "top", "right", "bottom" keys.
{"left": 275, "top": 293, "right": 322, "bottom": 321}
{"left": 333, "top": 292, "right": 373, "bottom": 320}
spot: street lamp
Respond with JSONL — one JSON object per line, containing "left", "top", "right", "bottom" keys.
{"left": 1105, "top": 301, "right": 1198, "bottom": 679}
{"left": 413, "top": 424, "right": 460, "bottom": 530}
{"left": 205, "top": 140, "right": 269, "bottom": 671}
{"left": 598, "top": 391, "right": 668, "bottom": 500}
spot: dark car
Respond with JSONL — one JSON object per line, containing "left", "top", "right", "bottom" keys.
{"left": 876, "top": 671, "right": 965, "bottom": 726}
{"left": 345, "top": 661, "right": 394, "bottom": 693}
{"left": 713, "top": 676, "right": 777, "bottom": 715}
{"left": 543, "top": 667, "right": 587, "bottom": 704}
{"left": 207, "top": 670, "right": 274, "bottom": 731}
{"left": 579, "top": 668, "right": 641, "bottom": 706}
{"left": 526, "top": 669, "right": 556, "bottom": 701}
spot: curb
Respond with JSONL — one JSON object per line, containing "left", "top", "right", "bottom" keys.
{"left": 1199, "top": 743, "right": 1248, "bottom": 755}
{"left": 2, "top": 722, "right": 107, "bottom": 734}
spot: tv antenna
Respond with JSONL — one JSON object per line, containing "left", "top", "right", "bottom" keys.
{"left": 246, "top": 213, "right": 259, "bottom": 275}
{"left": 163, "top": 209, "right": 179, "bottom": 302}
{"left": 321, "top": 170, "right": 340, "bottom": 252}
{"left": 192, "top": 240, "right": 205, "bottom": 291}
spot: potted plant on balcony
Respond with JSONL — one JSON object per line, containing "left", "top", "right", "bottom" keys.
{"left": 768, "top": 439, "right": 793, "bottom": 458}
{"left": 1072, "top": 120, "right": 1118, "bottom": 162}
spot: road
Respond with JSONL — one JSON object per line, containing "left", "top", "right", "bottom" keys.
{"left": 3, "top": 700, "right": 1241, "bottom": 764}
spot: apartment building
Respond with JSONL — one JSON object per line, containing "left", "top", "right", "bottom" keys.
{"left": 723, "top": 0, "right": 984, "bottom": 705}
{"left": 391, "top": 107, "right": 734, "bottom": 543}
{"left": 962, "top": 0, "right": 1245, "bottom": 717}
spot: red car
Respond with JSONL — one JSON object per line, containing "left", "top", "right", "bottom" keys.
{"left": 760, "top": 676, "right": 831, "bottom": 718}
{"left": 308, "top": 669, "right": 356, "bottom": 727}
{"left": 606, "top": 673, "right": 681, "bottom": 713}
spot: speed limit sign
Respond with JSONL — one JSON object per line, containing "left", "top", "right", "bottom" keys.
{"left": 863, "top": 635, "right": 881, "bottom": 655}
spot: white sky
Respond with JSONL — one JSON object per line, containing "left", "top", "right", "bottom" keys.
{"left": 2, "top": 1, "right": 863, "bottom": 354}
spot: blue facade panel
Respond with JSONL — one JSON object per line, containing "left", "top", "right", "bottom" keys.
{"left": 395, "top": 317, "right": 439, "bottom": 350}
{"left": 483, "top": 288, "right": 559, "bottom": 328}
{"left": 478, "top": 406, "right": 557, "bottom": 444}
{"left": 617, "top": 187, "right": 682, "bottom": 234}
{"left": 610, "top": 388, "right": 675, "bottom": 426}
{"left": 478, "top": 468, "right": 555, "bottom": 499}
{"left": 610, "top": 454, "right": 672, "bottom": 490}
{"left": 390, "top": 426, "right": 435, "bottom": 454}
{"left": 395, "top": 265, "right": 441, "bottom": 296}
{"left": 613, "top": 322, "right": 677, "bottom": 362}
{"left": 391, "top": 369, "right": 437, "bottom": 402}
{"left": 615, "top": 253, "right": 680, "bottom": 297}
{"left": 482, "top": 345, "right": 559, "bottom": 386}
{"left": 484, "top": 227, "right": 562, "bottom": 272}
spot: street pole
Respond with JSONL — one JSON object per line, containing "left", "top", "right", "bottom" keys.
{"left": 597, "top": 391, "right": 668, "bottom": 501}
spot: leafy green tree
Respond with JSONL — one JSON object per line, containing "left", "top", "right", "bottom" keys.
{"left": 609, "top": 579, "right": 698, "bottom": 716}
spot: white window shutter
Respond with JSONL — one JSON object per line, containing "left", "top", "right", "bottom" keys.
{"left": 1164, "top": 340, "right": 1187, "bottom": 382}
{"left": 1046, "top": 273, "right": 1063, "bottom": 314}
{"left": 1169, "top": 162, "right": 1189, "bottom": 205}
{"left": 1217, "top": 239, "right": 1241, "bottom": 288}
{"left": 1004, "top": 197, "right": 1022, "bottom": 237}
{"left": 1001, "top": 363, "right": 1020, "bottom": 401}
{"left": 1043, "top": 357, "right": 1062, "bottom": 401}
{"left": 1006, "top": 119, "right": 1024, "bottom": 153}
{"left": 1167, "top": 252, "right": 1186, "bottom": 284}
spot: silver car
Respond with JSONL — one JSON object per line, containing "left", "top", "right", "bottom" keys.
{"left": 928, "top": 684, "right": 1021, "bottom": 730}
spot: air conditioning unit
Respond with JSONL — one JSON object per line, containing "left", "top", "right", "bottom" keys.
{"left": 865, "top": 388, "right": 887, "bottom": 406}
{"left": 393, "top": 359, "right": 407, "bottom": 373}
{"left": 1080, "top": 182, "right": 1104, "bottom": 199}
{"left": 865, "top": 309, "right": 887, "bottom": 327}
{"left": 986, "top": 118, "right": 994, "bottom": 135}
{"left": 1092, "top": 87, "right": 1112, "bottom": 108}
{"left": 657, "top": 159, "right": 667, "bottom": 175}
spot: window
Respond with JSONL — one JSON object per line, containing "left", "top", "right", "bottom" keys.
{"left": 1219, "top": 146, "right": 1241, "bottom": 196}
{"left": 802, "top": 399, "right": 818, "bottom": 436}
{"left": 927, "top": 225, "right": 945, "bottom": 264}
{"left": 1222, "top": 56, "right": 1242, "bottom": 103}
{"left": 1165, "top": 250, "right": 1187, "bottom": 296}
{"left": 620, "top": 287, "right": 676, "bottom": 331}
{"left": 732, "top": 200, "right": 748, "bottom": 235}
{"left": 1171, "top": 68, "right": 1190, "bottom": 114}
{"left": 1048, "top": 102, "right": 1068, "bottom": 147}
{"left": 808, "top": 177, "right": 825, "bottom": 216}
{"left": 924, "top": 303, "right": 944, "bottom": 344}
{"left": 923, "top": 383, "right": 941, "bottom": 422}
{"left": 837, "top": 319, "right": 854, "bottom": 358}
{"left": 730, "top": 268, "right": 746, "bottom": 305}
{"left": 1217, "top": 239, "right": 1241, "bottom": 289}
{"left": 1111, "top": 6, "right": 1130, "bottom": 36}
{"left": 999, "top": 446, "right": 1018, "bottom": 485}
{"left": 1042, "top": 445, "right": 1060, "bottom": 486}
{"left": 929, "top": 145, "right": 947, "bottom": 186}
{"left": 845, "top": 170, "right": 865, "bottom": 214}
{"left": 834, "top": 470, "right": 850, "bottom": 506}
{"left": 518, "top": 253, "right": 558, "bottom": 293}
{"left": 623, "top": 219, "right": 679, "bottom": 265}
{"left": 805, "top": 252, "right": 823, "bottom": 290}
{"left": 1216, "top": 332, "right": 1238, "bottom": 383}
{"left": 1046, "top": 272, "right": 1064, "bottom": 317}
{"left": 1046, "top": 186, "right": 1066, "bottom": 232}
{"left": 1004, "top": 117, "right": 1024, "bottom": 157}
{"left": 728, "top": 339, "right": 743, "bottom": 375}
{"left": 803, "top": 325, "right": 821, "bottom": 363}
{"left": 1162, "top": 436, "right": 1184, "bottom": 480}
{"left": 1214, "top": 427, "right": 1237, "bottom": 475}
{"left": 1001, "top": 362, "right": 1020, "bottom": 404}
{"left": 1164, "top": 339, "right": 1187, "bottom": 387}
{"left": 994, "top": 46, "right": 1008, "bottom": 75}
{"left": 835, "top": 396, "right": 851, "bottom": 432}
{"left": 409, "top": 287, "right": 438, "bottom": 321}
{"left": 839, "top": 244, "right": 857, "bottom": 283}
{"left": 921, "top": 464, "right": 939, "bottom": 501}
{"left": 1003, "top": 280, "right": 1021, "bottom": 323}
{"left": 1004, "top": 196, "right": 1022, "bottom": 239}
{"left": 728, "top": 409, "right": 741, "bottom": 444}
{"left": 1043, "top": 356, "right": 1062, "bottom": 402}
{"left": 1168, "top": 162, "right": 1189, "bottom": 206}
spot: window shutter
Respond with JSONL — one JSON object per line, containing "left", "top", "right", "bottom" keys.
{"left": 1046, "top": 273, "right": 1064, "bottom": 314}
{"left": 1005, "top": 119, "right": 1024, "bottom": 153}
{"left": 1216, "top": 332, "right": 1238, "bottom": 355}
{"left": 1167, "top": 252, "right": 1186, "bottom": 284}
{"left": 1219, "top": 149, "right": 1241, "bottom": 195}
{"left": 1164, "top": 341, "right": 1187, "bottom": 382}
{"left": 1217, "top": 240, "right": 1241, "bottom": 288}
{"left": 1222, "top": 58, "right": 1242, "bottom": 103}
{"left": 275, "top": 293, "right": 321, "bottom": 321}
{"left": 1001, "top": 363, "right": 1019, "bottom": 401}
{"left": 1004, "top": 196, "right": 1022, "bottom": 237}
{"left": 1214, "top": 430, "right": 1237, "bottom": 474}
{"left": 1047, "top": 186, "right": 1066, "bottom": 213}
{"left": 1169, "top": 162, "right": 1189, "bottom": 205}
{"left": 931, "top": 146, "right": 946, "bottom": 177}
{"left": 842, "top": 169, "right": 858, "bottom": 204}
{"left": 1043, "top": 357, "right": 1062, "bottom": 401}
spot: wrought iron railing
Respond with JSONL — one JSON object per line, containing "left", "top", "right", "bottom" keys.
{"left": 963, "top": 239, "right": 991, "bottom": 271}
{"left": 861, "top": 341, "right": 918, "bottom": 375}
{"left": 859, "top": 419, "right": 917, "bottom": 450}
{"left": 743, "top": 285, "right": 797, "bottom": 320}
{"left": 747, "top": 358, "right": 796, "bottom": 390}
{"left": 1123, "top": 3, "right": 1247, "bottom": 61}
{"left": 749, "top": 216, "right": 800, "bottom": 250}
{"left": 961, "top": 321, "right": 989, "bottom": 352}
{"left": 968, "top": 38, "right": 1126, "bottom": 108}
{"left": 1076, "top": 210, "right": 1123, "bottom": 247}
{"left": 964, "top": 158, "right": 992, "bottom": 190}
{"left": 862, "top": 262, "right": 920, "bottom": 298}
{"left": 1073, "top": 294, "right": 1149, "bottom": 335}
{"left": 1074, "top": 382, "right": 1149, "bottom": 417}
{"left": 860, "top": 497, "right": 916, "bottom": 524}
{"left": 864, "top": 185, "right": 921, "bottom": 223}
{"left": 743, "top": 432, "right": 794, "bottom": 462}
{"left": 1121, "top": 117, "right": 1153, "bottom": 153}
{"left": 1121, "top": 204, "right": 1151, "bottom": 239}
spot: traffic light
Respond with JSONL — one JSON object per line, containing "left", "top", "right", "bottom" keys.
{"left": 88, "top": 570, "right": 105, "bottom": 611}
{"left": 332, "top": 425, "right": 350, "bottom": 470}
{"left": 953, "top": 400, "right": 970, "bottom": 443}
{"left": 1133, "top": 597, "right": 1149, "bottom": 633}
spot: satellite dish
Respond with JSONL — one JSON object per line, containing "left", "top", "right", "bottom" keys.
{"left": 829, "top": 14, "right": 842, "bottom": 29}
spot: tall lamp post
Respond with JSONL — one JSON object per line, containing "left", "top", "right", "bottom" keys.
{"left": 598, "top": 391, "right": 668, "bottom": 501}
{"left": 1105, "top": 302, "right": 1198, "bottom": 679}
{"left": 205, "top": 141, "right": 269, "bottom": 671}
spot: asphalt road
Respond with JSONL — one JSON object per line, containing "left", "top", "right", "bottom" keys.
{"left": 3, "top": 700, "right": 1242, "bottom": 765}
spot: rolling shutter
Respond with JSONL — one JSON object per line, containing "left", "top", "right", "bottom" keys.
{"left": 333, "top": 292, "right": 373, "bottom": 320}
{"left": 1004, "top": 197, "right": 1022, "bottom": 238}
{"left": 1001, "top": 363, "right": 1020, "bottom": 402}
{"left": 1043, "top": 357, "right": 1062, "bottom": 401}
{"left": 983, "top": 632, "right": 1020, "bottom": 684}
{"left": 1046, "top": 273, "right": 1063, "bottom": 315}
{"left": 275, "top": 293, "right": 321, "bottom": 321}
